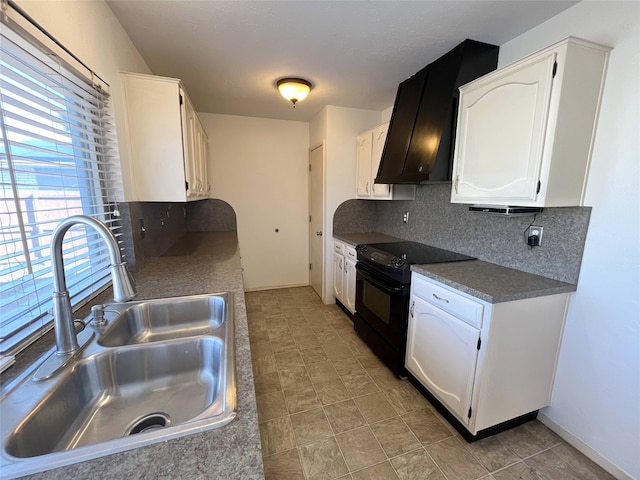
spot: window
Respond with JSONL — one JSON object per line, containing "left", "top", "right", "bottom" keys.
{"left": 0, "top": 15, "right": 122, "bottom": 356}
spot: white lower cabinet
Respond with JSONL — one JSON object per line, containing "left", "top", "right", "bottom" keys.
{"left": 343, "top": 254, "right": 357, "bottom": 314}
{"left": 333, "top": 250, "right": 344, "bottom": 303}
{"left": 406, "top": 272, "right": 570, "bottom": 435}
{"left": 407, "top": 295, "right": 479, "bottom": 423}
{"left": 333, "top": 240, "right": 357, "bottom": 314}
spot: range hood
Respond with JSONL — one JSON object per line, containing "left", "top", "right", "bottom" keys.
{"left": 375, "top": 40, "right": 499, "bottom": 184}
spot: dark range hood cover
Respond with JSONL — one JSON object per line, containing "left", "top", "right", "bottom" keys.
{"left": 375, "top": 40, "right": 499, "bottom": 184}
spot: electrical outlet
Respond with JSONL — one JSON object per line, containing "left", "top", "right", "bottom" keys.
{"left": 526, "top": 225, "right": 544, "bottom": 246}
{"left": 139, "top": 219, "right": 146, "bottom": 239}
{"left": 403, "top": 212, "right": 409, "bottom": 224}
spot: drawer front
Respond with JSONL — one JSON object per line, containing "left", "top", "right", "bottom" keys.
{"left": 334, "top": 240, "right": 345, "bottom": 254}
{"left": 412, "top": 274, "right": 483, "bottom": 329}
{"left": 345, "top": 245, "right": 357, "bottom": 261}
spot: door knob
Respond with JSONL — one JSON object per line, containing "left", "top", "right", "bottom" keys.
{"left": 316, "top": 231, "right": 323, "bottom": 236}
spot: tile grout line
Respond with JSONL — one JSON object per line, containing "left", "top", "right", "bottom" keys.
{"left": 264, "top": 297, "right": 348, "bottom": 479}
{"left": 250, "top": 289, "right": 597, "bottom": 480}
{"left": 488, "top": 442, "right": 565, "bottom": 476}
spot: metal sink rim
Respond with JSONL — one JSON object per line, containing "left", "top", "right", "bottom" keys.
{"left": 97, "top": 292, "right": 231, "bottom": 347}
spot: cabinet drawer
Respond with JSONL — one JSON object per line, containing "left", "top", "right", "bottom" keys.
{"left": 334, "top": 241, "right": 345, "bottom": 254}
{"left": 412, "top": 275, "right": 483, "bottom": 329}
{"left": 345, "top": 245, "right": 357, "bottom": 261}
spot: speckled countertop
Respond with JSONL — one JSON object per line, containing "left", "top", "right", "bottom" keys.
{"left": 4, "top": 231, "right": 264, "bottom": 480}
{"left": 412, "top": 260, "right": 576, "bottom": 303}
{"left": 333, "top": 232, "right": 403, "bottom": 247}
{"left": 333, "top": 231, "right": 576, "bottom": 304}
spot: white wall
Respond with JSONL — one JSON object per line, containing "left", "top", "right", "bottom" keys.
{"left": 499, "top": 3, "right": 640, "bottom": 478}
{"left": 199, "top": 113, "right": 310, "bottom": 291}
{"left": 311, "top": 106, "right": 382, "bottom": 303}
{"left": 381, "top": 106, "right": 394, "bottom": 123}
{"left": 16, "top": 0, "right": 152, "bottom": 201}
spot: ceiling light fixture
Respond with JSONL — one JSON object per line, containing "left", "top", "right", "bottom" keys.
{"left": 276, "top": 77, "right": 312, "bottom": 107}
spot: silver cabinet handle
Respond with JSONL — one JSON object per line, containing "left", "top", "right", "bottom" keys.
{"left": 433, "top": 293, "right": 449, "bottom": 303}
{"left": 410, "top": 301, "right": 414, "bottom": 317}
{"left": 365, "top": 181, "right": 369, "bottom": 193}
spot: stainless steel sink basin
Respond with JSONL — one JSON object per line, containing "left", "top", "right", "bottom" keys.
{"left": 0, "top": 293, "right": 236, "bottom": 479}
{"left": 98, "top": 293, "right": 230, "bottom": 346}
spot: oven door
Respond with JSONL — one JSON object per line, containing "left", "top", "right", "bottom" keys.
{"left": 355, "top": 263, "right": 410, "bottom": 350}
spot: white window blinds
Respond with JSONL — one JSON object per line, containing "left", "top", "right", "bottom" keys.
{"left": 0, "top": 21, "right": 122, "bottom": 356}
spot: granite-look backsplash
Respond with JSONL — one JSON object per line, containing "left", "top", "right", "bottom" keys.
{"left": 119, "top": 199, "right": 237, "bottom": 272}
{"left": 124, "top": 202, "right": 188, "bottom": 270}
{"left": 186, "top": 199, "right": 237, "bottom": 232}
{"left": 334, "top": 183, "right": 590, "bottom": 284}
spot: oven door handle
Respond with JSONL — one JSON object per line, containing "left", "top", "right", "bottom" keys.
{"left": 357, "top": 268, "right": 404, "bottom": 294}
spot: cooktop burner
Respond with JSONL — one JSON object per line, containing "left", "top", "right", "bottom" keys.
{"left": 367, "top": 242, "right": 475, "bottom": 264}
{"left": 356, "top": 241, "right": 476, "bottom": 284}
{"left": 363, "top": 241, "right": 476, "bottom": 265}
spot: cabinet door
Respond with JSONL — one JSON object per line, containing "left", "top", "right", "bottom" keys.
{"left": 343, "top": 257, "right": 357, "bottom": 314}
{"left": 333, "top": 252, "right": 344, "bottom": 302}
{"left": 452, "top": 53, "right": 556, "bottom": 204}
{"left": 181, "top": 92, "right": 198, "bottom": 199}
{"left": 356, "top": 133, "right": 372, "bottom": 197}
{"left": 371, "top": 124, "right": 391, "bottom": 198}
{"left": 123, "top": 74, "right": 186, "bottom": 202}
{"left": 194, "top": 124, "right": 205, "bottom": 195}
{"left": 406, "top": 295, "right": 480, "bottom": 424}
{"left": 200, "top": 124, "right": 210, "bottom": 195}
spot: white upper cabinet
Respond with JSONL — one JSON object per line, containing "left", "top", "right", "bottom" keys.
{"left": 451, "top": 37, "right": 610, "bottom": 207}
{"left": 357, "top": 123, "right": 415, "bottom": 201}
{"left": 356, "top": 132, "right": 373, "bottom": 197}
{"left": 122, "top": 72, "right": 210, "bottom": 202}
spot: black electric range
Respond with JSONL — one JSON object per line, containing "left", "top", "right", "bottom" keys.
{"left": 353, "top": 241, "right": 476, "bottom": 376}
{"left": 356, "top": 241, "right": 476, "bottom": 285}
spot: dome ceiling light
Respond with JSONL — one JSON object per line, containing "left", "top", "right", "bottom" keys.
{"left": 276, "top": 77, "right": 312, "bottom": 107}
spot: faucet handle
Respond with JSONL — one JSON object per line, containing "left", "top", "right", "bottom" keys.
{"left": 91, "top": 304, "right": 106, "bottom": 326}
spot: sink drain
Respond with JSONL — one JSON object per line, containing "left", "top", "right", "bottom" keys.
{"left": 125, "top": 412, "right": 171, "bottom": 435}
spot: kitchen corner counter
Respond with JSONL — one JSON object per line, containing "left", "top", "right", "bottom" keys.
{"left": 15, "top": 231, "right": 264, "bottom": 480}
{"left": 412, "top": 260, "right": 577, "bottom": 304}
{"left": 333, "top": 232, "right": 403, "bottom": 246}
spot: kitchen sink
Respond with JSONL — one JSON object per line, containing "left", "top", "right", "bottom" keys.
{"left": 98, "top": 293, "right": 230, "bottom": 347}
{"left": 0, "top": 293, "right": 236, "bottom": 479}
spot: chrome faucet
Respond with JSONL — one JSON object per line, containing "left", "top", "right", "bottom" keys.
{"left": 50, "top": 215, "right": 137, "bottom": 355}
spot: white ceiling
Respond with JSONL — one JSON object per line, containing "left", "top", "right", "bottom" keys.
{"left": 106, "top": 0, "right": 578, "bottom": 122}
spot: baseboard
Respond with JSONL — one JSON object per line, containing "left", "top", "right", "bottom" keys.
{"left": 538, "top": 413, "right": 634, "bottom": 480}
{"left": 244, "top": 282, "right": 309, "bottom": 293}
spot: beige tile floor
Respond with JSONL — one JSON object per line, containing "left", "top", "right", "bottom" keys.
{"left": 246, "top": 287, "right": 615, "bottom": 480}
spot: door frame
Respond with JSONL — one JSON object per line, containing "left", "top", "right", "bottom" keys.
{"left": 309, "top": 142, "right": 325, "bottom": 300}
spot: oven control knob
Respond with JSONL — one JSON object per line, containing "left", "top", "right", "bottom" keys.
{"left": 356, "top": 245, "right": 368, "bottom": 253}
{"left": 390, "top": 257, "right": 403, "bottom": 267}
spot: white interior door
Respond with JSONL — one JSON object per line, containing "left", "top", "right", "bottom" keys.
{"left": 309, "top": 144, "right": 324, "bottom": 298}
